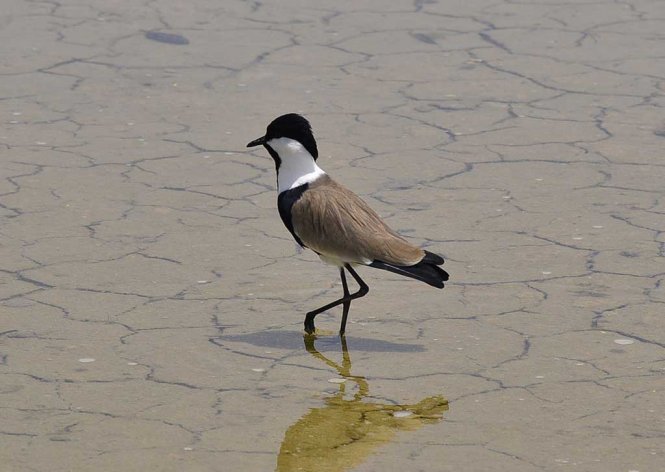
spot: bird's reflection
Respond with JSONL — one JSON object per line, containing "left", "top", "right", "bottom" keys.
{"left": 276, "top": 336, "right": 448, "bottom": 472}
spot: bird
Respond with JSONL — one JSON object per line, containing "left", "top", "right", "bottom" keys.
{"left": 246, "top": 113, "right": 449, "bottom": 335}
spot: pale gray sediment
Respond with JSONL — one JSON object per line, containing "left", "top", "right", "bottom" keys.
{"left": 1, "top": 1, "right": 663, "bottom": 471}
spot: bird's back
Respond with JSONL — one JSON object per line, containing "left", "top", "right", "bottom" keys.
{"left": 289, "top": 175, "right": 425, "bottom": 266}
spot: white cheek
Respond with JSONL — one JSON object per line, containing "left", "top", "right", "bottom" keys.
{"left": 267, "top": 137, "right": 305, "bottom": 155}
{"left": 268, "top": 138, "right": 326, "bottom": 193}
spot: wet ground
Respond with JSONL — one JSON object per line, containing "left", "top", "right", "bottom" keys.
{"left": 1, "top": 1, "right": 664, "bottom": 471}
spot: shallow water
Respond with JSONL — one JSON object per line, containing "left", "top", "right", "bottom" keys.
{"left": 1, "top": 0, "right": 664, "bottom": 471}
{"left": 276, "top": 337, "right": 448, "bottom": 472}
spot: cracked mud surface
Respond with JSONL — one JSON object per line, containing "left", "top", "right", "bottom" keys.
{"left": 1, "top": 0, "right": 663, "bottom": 471}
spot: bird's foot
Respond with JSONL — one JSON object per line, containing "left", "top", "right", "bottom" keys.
{"left": 304, "top": 321, "right": 316, "bottom": 335}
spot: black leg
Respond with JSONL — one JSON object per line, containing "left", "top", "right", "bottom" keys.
{"left": 344, "top": 264, "right": 369, "bottom": 295}
{"left": 304, "top": 267, "right": 348, "bottom": 334}
{"left": 340, "top": 264, "right": 369, "bottom": 335}
{"left": 339, "top": 268, "right": 350, "bottom": 335}
{"left": 303, "top": 264, "right": 370, "bottom": 335}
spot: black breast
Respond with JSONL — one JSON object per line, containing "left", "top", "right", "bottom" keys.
{"left": 277, "top": 184, "right": 308, "bottom": 248}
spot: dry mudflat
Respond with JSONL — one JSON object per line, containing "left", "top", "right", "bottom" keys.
{"left": 1, "top": 1, "right": 664, "bottom": 471}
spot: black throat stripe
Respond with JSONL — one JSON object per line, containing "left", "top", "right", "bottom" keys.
{"left": 264, "top": 145, "right": 282, "bottom": 186}
{"left": 277, "top": 184, "right": 308, "bottom": 248}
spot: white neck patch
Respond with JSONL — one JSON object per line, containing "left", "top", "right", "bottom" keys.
{"left": 268, "top": 137, "right": 326, "bottom": 193}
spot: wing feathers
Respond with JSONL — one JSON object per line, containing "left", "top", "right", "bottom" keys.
{"left": 290, "top": 176, "right": 424, "bottom": 266}
{"left": 369, "top": 259, "right": 449, "bottom": 288}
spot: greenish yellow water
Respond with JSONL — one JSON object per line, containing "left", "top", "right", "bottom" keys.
{"left": 276, "top": 337, "right": 448, "bottom": 472}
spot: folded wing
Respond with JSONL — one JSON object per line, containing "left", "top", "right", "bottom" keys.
{"left": 291, "top": 176, "right": 425, "bottom": 266}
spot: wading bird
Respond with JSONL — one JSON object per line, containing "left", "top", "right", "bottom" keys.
{"left": 247, "top": 114, "right": 448, "bottom": 335}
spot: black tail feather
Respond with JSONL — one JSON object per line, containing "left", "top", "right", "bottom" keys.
{"left": 369, "top": 251, "right": 449, "bottom": 289}
{"left": 422, "top": 250, "right": 445, "bottom": 265}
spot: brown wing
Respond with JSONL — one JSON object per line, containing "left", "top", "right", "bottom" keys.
{"left": 291, "top": 176, "right": 424, "bottom": 266}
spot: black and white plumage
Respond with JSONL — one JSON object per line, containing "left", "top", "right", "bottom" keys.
{"left": 247, "top": 113, "right": 449, "bottom": 335}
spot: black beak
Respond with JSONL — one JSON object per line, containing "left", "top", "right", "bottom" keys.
{"left": 246, "top": 136, "right": 266, "bottom": 147}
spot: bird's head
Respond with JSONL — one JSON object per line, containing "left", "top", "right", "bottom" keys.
{"left": 247, "top": 113, "right": 319, "bottom": 164}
